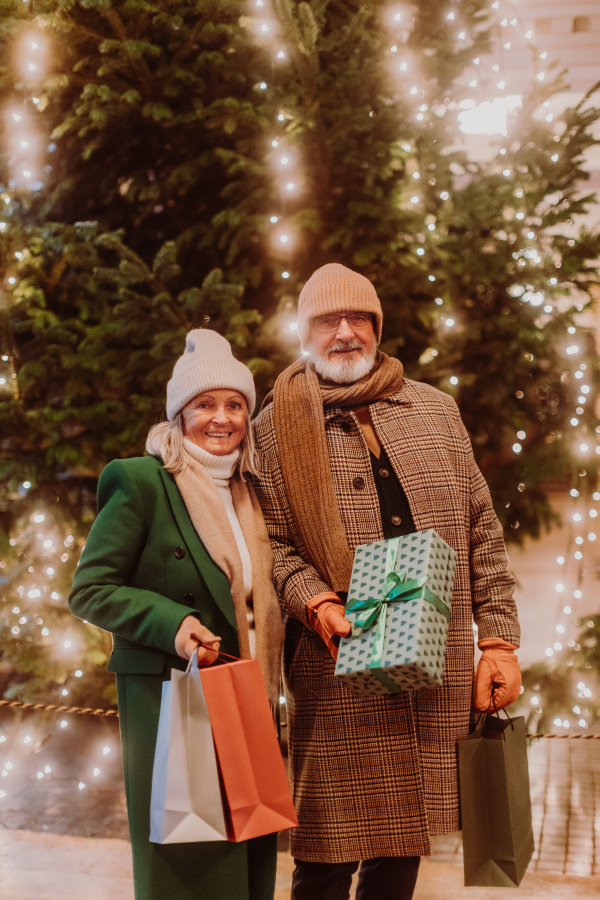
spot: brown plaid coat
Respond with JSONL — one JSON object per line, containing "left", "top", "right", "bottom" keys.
{"left": 252, "top": 378, "right": 520, "bottom": 864}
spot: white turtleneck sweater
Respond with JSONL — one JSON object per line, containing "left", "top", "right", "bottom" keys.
{"left": 183, "top": 438, "right": 253, "bottom": 600}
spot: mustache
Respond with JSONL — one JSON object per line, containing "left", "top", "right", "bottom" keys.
{"left": 327, "top": 340, "right": 365, "bottom": 354}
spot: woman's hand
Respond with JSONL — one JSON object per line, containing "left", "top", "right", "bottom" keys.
{"left": 174, "top": 615, "right": 221, "bottom": 666}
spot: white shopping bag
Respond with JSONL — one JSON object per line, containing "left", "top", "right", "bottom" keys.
{"left": 149, "top": 650, "right": 228, "bottom": 843}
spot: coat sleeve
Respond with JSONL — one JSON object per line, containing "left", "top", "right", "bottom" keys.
{"left": 252, "top": 410, "right": 332, "bottom": 627}
{"left": 451, "top": 405, "right": 521, "bottom": 647}
{"left": 68, "top": 459, "right": 191, "bottom": 654}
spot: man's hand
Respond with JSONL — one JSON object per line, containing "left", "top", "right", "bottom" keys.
{"left": 306, "top": 593, "right": 352, "bottom": 660}
{"left": 474, "top": 637, "right": 521, "bottom": 713}
{"left": 174, "top": 615, "right": 221, "bottom": 666}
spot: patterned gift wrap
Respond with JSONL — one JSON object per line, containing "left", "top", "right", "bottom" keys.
{"left": 334, "top": 530, "right": 457, "bottom": 696}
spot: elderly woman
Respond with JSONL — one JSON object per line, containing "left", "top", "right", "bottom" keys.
{"left": 68, "top": 330, "right": 283, "bottom": 900}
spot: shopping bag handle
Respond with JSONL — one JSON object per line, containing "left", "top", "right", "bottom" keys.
{"left": 185, "top": 642, "right": 241, "bottom": 670}
{"left": 199, "top": 641, "right": 241, "bottom": 662}
{"left": 475, "top": 688, "right": 515, "bottom": 738}
{"left": 186, "top": 649, "right": 199, "bottom": 673}
{"left": 491, "top": 687, "right": 515, "bottom": 730}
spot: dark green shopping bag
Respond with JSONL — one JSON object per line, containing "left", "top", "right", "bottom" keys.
{"left": 458, "top": 713, "right": 534, "bottom": 887}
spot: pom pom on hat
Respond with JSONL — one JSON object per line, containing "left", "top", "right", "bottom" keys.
{"left": 296, "top": 263, "right": 383, "bottom": 347}
{"left": 166, "top": 329, "right": 256, "bottom": 421}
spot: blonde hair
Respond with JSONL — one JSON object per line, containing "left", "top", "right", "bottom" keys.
{"left": 145, "top": 411, "right": 259, "bottom": 478}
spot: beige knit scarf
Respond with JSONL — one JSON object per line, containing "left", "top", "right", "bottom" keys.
{"left": 271, "top": 350, "right": 404, "bottom": 594}
{"left": 175, "top": 453, "right": 283, "bottom": 706}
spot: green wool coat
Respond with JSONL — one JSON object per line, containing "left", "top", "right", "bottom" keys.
{"left": 68, "top": 455, "right": 277, "bottom": 900}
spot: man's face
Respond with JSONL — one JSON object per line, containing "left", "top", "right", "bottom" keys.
{"left": 307, "top": 311, "right": 377, "bottom": 384}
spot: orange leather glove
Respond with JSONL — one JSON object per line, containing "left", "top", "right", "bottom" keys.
{"left": 306, "top": 592, "right": 352, "bottom": 661}
{"left": 474, "top": 637, "right": 521, "bottom": 713}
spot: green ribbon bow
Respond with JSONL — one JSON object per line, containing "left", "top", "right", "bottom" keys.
{"left": 345, "top": 569, "right": 450, "bottom": 692}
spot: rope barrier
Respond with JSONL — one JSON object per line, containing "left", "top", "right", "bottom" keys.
{"left": 0, "top": 699, "right": 118, "bottom": 718}
{"left": 526, "top": 733, "right": 600, "bottom": 739}
{"left": 1, "top": 701, "right": 599, "bottom": 736}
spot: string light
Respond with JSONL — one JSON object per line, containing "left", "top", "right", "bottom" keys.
{"left": 2, "top": 0, "right": 595, "bottom": 783}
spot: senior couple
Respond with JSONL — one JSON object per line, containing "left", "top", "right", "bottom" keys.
{"left": 69, "top": 263, "right": 522, "bottom": 900}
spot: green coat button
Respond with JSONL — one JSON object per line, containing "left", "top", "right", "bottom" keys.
{"left": 175, "top": 547, "right": 186, "bottom": 559}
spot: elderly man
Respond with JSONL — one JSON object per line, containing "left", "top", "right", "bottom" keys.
{"left": 253, "top": 263, "right": 521, "bottom": 900}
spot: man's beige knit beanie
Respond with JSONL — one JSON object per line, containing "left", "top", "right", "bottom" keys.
{"left": 166, "top": 329, "right": 256, "bottom": 421}
{"left": 296, "top": 263, "right": 383, "bottom": 348}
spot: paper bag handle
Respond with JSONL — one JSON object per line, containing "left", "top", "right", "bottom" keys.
{"left": 185, "top": 648, "right": 199, "bottom": 674}
{"left": 475, "top": 689, "right": 515, "bottom": 739}
{"left": 185, "top": 642, "right": 241, "bottom": 673}
{"left": 490, "top": 687, "right": 515, "bottom": 731}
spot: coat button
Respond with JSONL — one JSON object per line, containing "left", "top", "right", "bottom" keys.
{"left": 379, "top": 468, "right": 390, "bottom": 478}
{"left": 175, "top": 547, "right": 186, "bottom": 559}
{"left": 391, "top": 515, "right": 402, "bottom": 526}
{"left": 353, "top": 476, "right": 365, "bottom": 490}
{"left": 341, "top": 421, "right": 351, "bottom": 434}
{"left": 184, "top": 594, "right": 195, "bottom": 607}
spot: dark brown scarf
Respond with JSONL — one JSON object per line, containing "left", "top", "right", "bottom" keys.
{"left": 271, "top": 351, "right": 404, "bottom": 593}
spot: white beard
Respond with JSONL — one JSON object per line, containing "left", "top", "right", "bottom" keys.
{"left": 310, "top": 340, "right": 377, "bottom": 384}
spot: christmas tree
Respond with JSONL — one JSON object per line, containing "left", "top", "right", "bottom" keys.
{"left": 0, "top": 0, "right": 598, "bottom": 713}
{"left": 0, "top": 0, "right": 281, "bottom": 706}
{"left": 515, "top": 610, "right": 600, "bottom": 735}
{"left": 266, "top": 0, "right": 600, "bottom": 538}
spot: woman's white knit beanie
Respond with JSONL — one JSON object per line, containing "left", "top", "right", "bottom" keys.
{"left": 166, "top": 329, "right": 256, "bottom": 421}
{"left": 296, "top": 263, "right": 383, "bottom": 348}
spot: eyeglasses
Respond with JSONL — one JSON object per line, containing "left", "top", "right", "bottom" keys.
{"left": 313, "top": 313, "right": 373, "bottom": 332}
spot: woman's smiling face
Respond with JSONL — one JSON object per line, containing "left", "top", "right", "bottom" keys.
{"left": 182, "top": 389, "right": 248, "bottom": 456}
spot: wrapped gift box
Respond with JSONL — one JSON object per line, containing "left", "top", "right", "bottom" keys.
{"left": 334, "top": 530, "right": 457, "bottom": 696}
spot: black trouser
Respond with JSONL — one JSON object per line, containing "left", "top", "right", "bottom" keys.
{"left": 291, "top": 856, "right": 421, "bottom": 900}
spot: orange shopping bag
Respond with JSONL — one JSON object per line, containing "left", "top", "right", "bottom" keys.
{"left": 200, "top": 657, "right": 298, "bottom": 842}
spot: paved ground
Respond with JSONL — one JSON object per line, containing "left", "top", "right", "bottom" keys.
{"left": 2, "top": 711, "right": 600, "bottom": 876}
{"left": 432, "top": 738, "right": 600, "bottom": 878}
{"left": 2, "top": 830, "right": 600, "bottom": 900}
{"left": 2, "top": 709, "right": 600, "bottom": 895}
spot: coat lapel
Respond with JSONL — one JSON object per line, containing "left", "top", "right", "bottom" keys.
{"left": 157, "top": 466, "right": 238, "bottom": 631}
